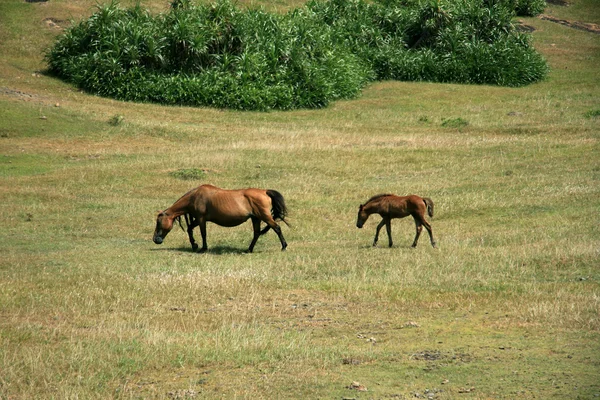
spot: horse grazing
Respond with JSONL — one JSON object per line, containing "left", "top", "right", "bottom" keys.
{"left": 356, "top": 194, "right": 436, "bottom": 248}
{"left": 153, "top": 185, "right": 288, "bottom": 253}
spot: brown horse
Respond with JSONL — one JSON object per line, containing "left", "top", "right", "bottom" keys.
{"left": 153, "top": 184, "right": 288, "bottom": 253}
{"left": 356, "top": 194, "right": 436, "bottom": 248}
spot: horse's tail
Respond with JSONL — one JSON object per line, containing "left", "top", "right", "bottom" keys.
{"left": 266, "top": 189, "right": 289, "bottom": 226}
{"left": 423, "top": 197, "right": 434, "bottom": 218}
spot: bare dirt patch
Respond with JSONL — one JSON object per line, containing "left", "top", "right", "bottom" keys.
{"left": 0, "top": 87, "right": 37, "bottom": 101}
{"left": 539, "top": 14, "right": 600, "bottom": 34}
{"left": 43, "top": 18, "right": 66, "bottom": 29}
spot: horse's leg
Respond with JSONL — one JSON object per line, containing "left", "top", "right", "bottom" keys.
{"left": 265, "top": 220, "right": 287, "bottom": 251}
{"left": 185, "top": 215, "right": 199, "bottom": 252}
{"left": 198, "top": 218, "right": 208, "bottom": 253}
{"left": 385, "top": 219, "right": 393, "bottom": 248}
{"left": 247, "top": 217, "right": 262, "bottom": 253}
{"left": 373, "top": 219, "right": 386, "bottom": 247}
{"left": 257, "top": 209, "right": 287, "bottom": 251}
{"left": 272, "top": 224, "right": 287, "bottom": 251}
{"left": 422, "top": 219, "right": 436, "bottom": 248}
{"left": 411, "top": 215, "right": 423, "bottom": 248}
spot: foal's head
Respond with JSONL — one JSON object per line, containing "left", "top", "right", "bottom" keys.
{"left": 153, "top": 211, "right": 174, "bottom": 244}
{"left": 356, "top": 204, "right": 369, "bottom": 228}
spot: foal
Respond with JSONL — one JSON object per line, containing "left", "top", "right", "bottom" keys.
{"left": 356, "top": 194, "right": 436, "bottom": 248}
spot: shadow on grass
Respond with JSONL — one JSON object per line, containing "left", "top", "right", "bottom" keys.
{"left": 149, "top": 245, "right": 248, "bottom": 255}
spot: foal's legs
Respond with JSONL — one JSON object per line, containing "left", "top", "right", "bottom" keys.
{"left": 412, "top": 214, "right": 436, "bottom": 248}
{"left": 422, "top": 219, "right": 436, "bottom": 248}
{"left": 385, "top": 219, "right": 393, "bottom": 248}
{"left": 411, "top": 218, "right": 423, "bottom": 248}
{"left": 373, "top": 218, "right": 392, "bottom": 247}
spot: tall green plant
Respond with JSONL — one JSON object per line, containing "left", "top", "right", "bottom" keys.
{"left": 46, "top": 0, "right": 548, "bottom": 110}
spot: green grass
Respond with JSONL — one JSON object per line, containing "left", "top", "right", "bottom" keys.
{"left": 1, "top": 0, "right": 599, "bottom": 398}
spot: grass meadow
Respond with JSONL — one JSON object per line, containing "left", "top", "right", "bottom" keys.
{"left": 1, "top": 0, "right": 599, "bottom": 398}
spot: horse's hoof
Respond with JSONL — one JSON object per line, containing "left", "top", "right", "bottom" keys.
{"left": 198, "top": 247, "right": 207, "bottom": 253}
{"left": 192, "top": 244, "right": 199, "bottom": 251}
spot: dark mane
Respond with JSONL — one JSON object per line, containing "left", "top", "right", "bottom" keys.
{"left": 365, "top": 193, "right": 393, "bottom": 204}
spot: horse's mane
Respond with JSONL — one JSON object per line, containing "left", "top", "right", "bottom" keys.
{"left": 365, "top": 193, "right": 393, "bottom": 204}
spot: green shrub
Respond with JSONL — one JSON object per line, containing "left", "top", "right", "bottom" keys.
{"left": 46, "top": 0, "right": 548, "bottom": 111}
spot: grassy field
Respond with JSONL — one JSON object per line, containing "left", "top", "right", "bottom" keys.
{"left": 1, "top": 0, "right": 599, "bottom": 398}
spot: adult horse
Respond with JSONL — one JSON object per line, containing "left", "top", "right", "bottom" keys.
{"left": 356, "top": 194, "right": 436, "bottom": 248}
{"left": 153, "top": 184, "right": 288, "bottom": 253}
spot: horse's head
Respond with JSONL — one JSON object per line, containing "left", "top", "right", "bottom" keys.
{"left": 356, "top": 204, "right": 369, "bottom": 228}
{"left": 153, "top": 211, "right": 174, "bottom": 244}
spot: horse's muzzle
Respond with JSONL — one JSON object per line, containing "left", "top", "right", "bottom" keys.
{"left": 356, "top": 222, "right": 363, "bottom": 229}
{"left": 153, "top": 236, "right": 163, "bottom": 244}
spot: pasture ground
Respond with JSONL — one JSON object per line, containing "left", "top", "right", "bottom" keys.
{"left": 1, "top": 0, "right": 599, "bottom": 398}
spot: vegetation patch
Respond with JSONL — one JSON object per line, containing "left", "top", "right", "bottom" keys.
{"left": 584, "top": 109, "right": 600, "bottom": 118}
{"left": 46, "top": 0, "right": 549, "bottom": 110}
{"left": 108, "top": 114, "right": 124, "bottom": 126}
{"left": 169, "top": 168, "right": 208, "bottom": 180}
{"left": 441, "top": 117, "right": 469, "bottom": 129}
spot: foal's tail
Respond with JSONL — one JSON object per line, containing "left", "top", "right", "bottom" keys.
{"left": 422, "top": 197, "right": 434, "bottom": 218}
{"left": 266, "top": 189, "right": 290, "bottom": 226}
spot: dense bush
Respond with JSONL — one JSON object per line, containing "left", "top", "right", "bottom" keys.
{"left": 312, "top": 0, "right": 549, "bottom": 85}
{"left": 46, "top": 0, "right": 548, "bottom": 111}
{"left": 511, "top": 0, "right": 546, "bottom": 17}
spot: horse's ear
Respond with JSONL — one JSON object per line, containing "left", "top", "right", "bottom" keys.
{"left": 359, "top": 204, "right": 364, "bottom": 210}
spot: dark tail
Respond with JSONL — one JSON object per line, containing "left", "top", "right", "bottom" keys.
{"left": 423, "top": 197, "right": 434, "bottom": 218}
{"left": 266, "top": 189, "right": 289, "bottom": 226}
